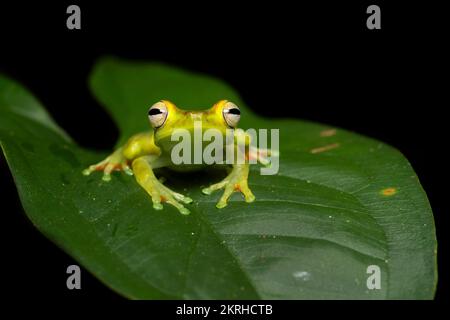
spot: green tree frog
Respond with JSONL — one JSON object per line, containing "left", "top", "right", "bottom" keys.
{"left": 83, "top": 100, "right": 270, "bottom": 215}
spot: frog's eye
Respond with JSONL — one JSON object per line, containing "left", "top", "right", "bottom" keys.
{"left": 222, "top": 102, "right": 241, "bottom": 128}
{"left": 148, "top": 101, "right": 168, "bottom": 128}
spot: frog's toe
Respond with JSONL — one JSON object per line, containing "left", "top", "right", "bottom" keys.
{"left": 180, "top": 207, "right": 190, "bottom": 215}
{"left": 167, "top": 200, "right": 190, "bottom": 215}
{"left": 98, "top": 165, "right": 117, "bottom": 182}
{"left": 163, "top": 196, "right": 190, "bottom": 215}
{"left": 216, "top": 183, "right": 235, "bottom": 208}
{"left": 201, "top": 187, "right": 212, "bottom": 195}
{"left": 82, "top": 164, "right": 101, "bottom": 176}
{"left": 156, "top": 182, "right": 191, "bottom": 204}
{"left": 105, "top": 163, "right": 115, "bottom": 172}
{"left": 153, "top": 202, "right": 164, "bottom": 210}
{"left": 173, "top": 192, "right": 193, "bottom": 204}
{"left": 82, "top": 167, "right": 93, "bottom": 176}
{"left": 202, "top": 180, "right": 228, "bottom": 195}
{"left": 237, "top": 180, "right": 255, "bottom": 203}
{"left": 122, "top": 163, "right": 134, "bottom": 176}
{"left": 216, "top": 200, "right": 228, "bottom": 209}
{"left": 244, "top": 193, "right": 256, "bottom": 203}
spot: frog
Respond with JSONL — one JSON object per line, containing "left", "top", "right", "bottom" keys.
{"left": 82, "top": 99, "right": 270, "bottom": 215}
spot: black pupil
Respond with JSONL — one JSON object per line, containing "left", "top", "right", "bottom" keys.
{"left": 228, "top": 108, "right": 240, "bottom": 115}
{"left": 148, "top": 108, "right": 162, "bottom": 116}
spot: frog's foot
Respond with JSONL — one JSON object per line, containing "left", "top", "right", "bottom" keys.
{"left": 82, "top": 148, "right": 133, "bottom": 182}
{"left": 202, "top": 164, "right": 255, "bottom": 209}
{"left": 151, "top": 180, "right": 193, "bottom": 215}
{"left": 132, "top": 156, "right": 193, "bottom": 215}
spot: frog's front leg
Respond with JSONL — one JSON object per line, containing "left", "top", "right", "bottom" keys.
{"left": 132, "top": 156, "right": 193, "bottom": 215}
{"left": 82, "top": 147, "right": 133, "bottom": 181}
{"left": 82, "top": 132, "right": 156, "bottom": 181}
{"left": 202, "top": 163, "right": 255, "bottom": 208}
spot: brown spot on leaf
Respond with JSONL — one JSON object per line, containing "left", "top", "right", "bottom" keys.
{"left": 310, "top": 143, "right": 340, "bottom": 154}
{"left": 320, "top": 129, "right": 337, "bottom": 137}
{"left": 381, "top": 187, "right": 397, "bottom": 196}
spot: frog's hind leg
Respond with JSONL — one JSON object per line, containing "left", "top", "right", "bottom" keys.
{"left": 132, "top": 156, "right": 193, "bottom": 215}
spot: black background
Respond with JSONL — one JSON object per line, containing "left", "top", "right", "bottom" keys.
{"left": 0, "top": 0, "right": 447, "bottom": 303}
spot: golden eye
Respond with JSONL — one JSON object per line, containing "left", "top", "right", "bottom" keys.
{"left": 148, "top": 101, "right": 168, "bottom": 128}
{"left": 222, "top": 102, "right": 241, "bottom": 128}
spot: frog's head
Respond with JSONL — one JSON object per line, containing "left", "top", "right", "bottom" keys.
{"left": 148, "top": 99, "right": 241, "bottom": 151}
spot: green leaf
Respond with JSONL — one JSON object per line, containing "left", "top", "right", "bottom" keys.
{"left": 0, "top": 57, "right": 437, "bottom": 299}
